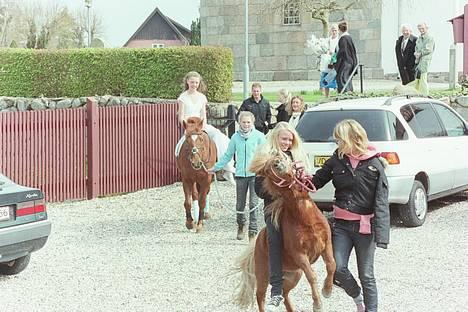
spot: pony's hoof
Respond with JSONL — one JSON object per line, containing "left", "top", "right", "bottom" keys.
{"left": 322, "top": 286, "right": 332, "bottom": 298}
{"left": 196, "top": 224, "right": 204, "bottom": 233}
{"left": 204, "top": 212, "right": 211, "bottom": 220}
{"left": 313, "top": 305, "right": 322, "bottom": 312}
{"left": 185, "top": 220, "right": 194, "bottom": 230}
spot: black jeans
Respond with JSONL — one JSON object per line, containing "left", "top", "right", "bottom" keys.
{"left": 333, "top": 219, "right": 377, "bottom": 312}
{"left": 264, "top": 209, "right": 283, "bottom": 297}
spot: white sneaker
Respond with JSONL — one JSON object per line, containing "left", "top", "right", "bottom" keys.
{"left": 222, "top": 171, "right": 236, "bottom": 186}
{"left": 265, "top": 295, "right": 284, "bottom": 312}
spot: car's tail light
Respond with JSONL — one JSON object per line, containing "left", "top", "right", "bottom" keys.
{"left": 16, "top": 199, "right": 46, "bottom": 217}
{"left": 381, "top": 152, "right": 400, "bottom": 165}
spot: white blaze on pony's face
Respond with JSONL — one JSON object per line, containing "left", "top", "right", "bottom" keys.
{"left": 278, "top": 130, "right": 293, "bottom": 152}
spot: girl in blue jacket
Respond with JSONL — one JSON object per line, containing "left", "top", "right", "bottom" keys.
{"left": 208, "top": 111, "right": 265, "bottom": 240}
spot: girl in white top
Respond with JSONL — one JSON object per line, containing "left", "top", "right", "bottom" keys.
{"left": 175, "top": 71, "right": 235, "bottom": 184}
{"left": 287, "top": 96, "right": 305, "bottom": 129}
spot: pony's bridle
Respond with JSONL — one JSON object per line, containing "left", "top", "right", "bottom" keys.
{"left": 270, "top": 162, "right": 317, "bottom": 193}
{"left": 186, "top": 132, "right": 212, "bottom": 171}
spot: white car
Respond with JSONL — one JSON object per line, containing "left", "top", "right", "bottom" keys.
{"left": 296, "top": 95, "right": 468, "bottom": 227}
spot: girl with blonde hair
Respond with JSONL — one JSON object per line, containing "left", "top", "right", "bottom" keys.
{"left": 275, "top": 89, "right": 292, "bottom": 124}
{"left": 286, "top": 96, "right": 306, "bottom": 129}
{"left": 312, "top": 119, "right": 390, "bottom": 312}
{"left": 252, "top": 121, "right": 310, "bottom": 310}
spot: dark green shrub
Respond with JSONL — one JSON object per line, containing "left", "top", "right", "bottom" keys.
{"left": 0, "top": 47, "right": 233, "bottom": 102}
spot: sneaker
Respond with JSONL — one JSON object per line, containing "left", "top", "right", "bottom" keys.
{"left": 236, "top": 225, "right": 246, "bottom": 240}
{"left": 223, "top": 171, "right": 236, "bottom": 186}
{"left": 265, "top": 295, "right": 284, "bottom": 312}
{"left": 356, "top": 302, "right": 366, "bottom": 312}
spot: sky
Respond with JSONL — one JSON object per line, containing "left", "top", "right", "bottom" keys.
{"left": 55, "top": 0, "right": 201, "bottom": 47}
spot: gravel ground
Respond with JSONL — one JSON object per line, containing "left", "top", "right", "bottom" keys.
{"left": 1, "top": 181, "right": 467, "bottom": 312}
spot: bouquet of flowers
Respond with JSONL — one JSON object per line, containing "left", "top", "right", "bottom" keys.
{"left": 306, "top": 34, "right": 329, "bottom": 56}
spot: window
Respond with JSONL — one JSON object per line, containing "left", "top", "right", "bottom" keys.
{"left": 283, "top": 1, "right": 300, "bottom": 25}
{"left": 152, "top": 43, "right": 165, "bottom": 48}
{"left": 296, "top": 110, "right": 392, "bottom": 142}
{"left": 431, "top": 103, "right": 467, "bottom": 137}
{"left": 386, "top": 111, "right": 408, "bottom": 140}
{"left": 401, "top": 103, "right": 445, "bottom": 138}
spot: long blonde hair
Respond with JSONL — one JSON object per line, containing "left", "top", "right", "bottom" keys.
{"left": 333, "top": 119, "right": 369, "bottom": 158}
{"left": 286, "top": 96, "right": 305, "bottom": 115}
{"left": 252, "top": 122, "right": 310, "bottom": 171}
{"left": 183, "top": 71, "right": 207, "bottom": 94}
{"left": 278, "top": 89, "right": 292, "bottom": 106}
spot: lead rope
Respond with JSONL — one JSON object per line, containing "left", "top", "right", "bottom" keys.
{"left": 196, "top": 157, "right": 263, "bottom": 215}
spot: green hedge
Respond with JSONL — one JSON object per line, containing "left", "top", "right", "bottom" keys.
{"left": 0, "top": 47, "right": 233, "bottom": 102}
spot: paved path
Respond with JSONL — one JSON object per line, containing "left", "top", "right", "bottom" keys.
{"left": 232, "top": 79, "right": 449, "bottom": 93}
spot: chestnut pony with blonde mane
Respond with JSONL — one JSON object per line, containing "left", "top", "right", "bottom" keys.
{"left": 233, "top": 153, "right": 335, "bottom": 312}
{"left": 176, "top": 117, "right": 216, "bottom": 232}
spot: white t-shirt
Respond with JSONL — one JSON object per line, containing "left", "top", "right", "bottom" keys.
{"left": 177, "top": 90, "right": 208, "bottom": 119}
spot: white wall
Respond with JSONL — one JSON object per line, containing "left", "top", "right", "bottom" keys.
{"left": 381, "top": 0, "right": 467, "bottom": 74}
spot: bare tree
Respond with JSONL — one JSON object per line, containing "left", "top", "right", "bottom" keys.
{"left": 0, "top": 1, "right": 14, "bottom": 47}
{"left": 0, "top": 0, "right": 105, "bottom": 48}
{"left": 271, "top": 0, "right": 366, "bottom": 36}
{"left": 75, "top": 8, "right": 104, "bottom": 47}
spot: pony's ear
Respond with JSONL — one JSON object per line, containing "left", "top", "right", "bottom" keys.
{"left": 182, "top": 120, "right": 187, "bottom": 129}
{"left": 198, "top": 118, "right": 204, "bottom": 127}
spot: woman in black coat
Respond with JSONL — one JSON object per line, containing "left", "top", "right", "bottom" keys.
{"left": 312, "top": 119, "right": 389, "bottom": 312}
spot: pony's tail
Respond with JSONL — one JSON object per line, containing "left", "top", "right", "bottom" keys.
{"left": 231, "top": 239, "right": 257, "bottom": 309}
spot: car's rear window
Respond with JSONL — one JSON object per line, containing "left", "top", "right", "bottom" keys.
{"left": 296, "top": 110, "right": 393, "bottom": 142}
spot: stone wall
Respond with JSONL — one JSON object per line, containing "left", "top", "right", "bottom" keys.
{"left": 200, "top": 0, "right": 384, "bottom": 81}
{"left": 0, "top": 96, "right": 173, "bottom": 112}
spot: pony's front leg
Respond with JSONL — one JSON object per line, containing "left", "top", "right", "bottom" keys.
{"left": 298, "top": 255, "right": 322, "bottom": 312}
{"left": 182, "top": 181, "right": 194, "bottom": 230}
{"left": 321, "top": 239, "right": 336, "bottom": 298}
{"left": 196, "top": 185, "right": 208, "bottom": 233}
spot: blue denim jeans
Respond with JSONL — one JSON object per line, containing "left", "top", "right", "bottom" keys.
{"left": 332, "top": 219, "right": 377, "bottom": 312}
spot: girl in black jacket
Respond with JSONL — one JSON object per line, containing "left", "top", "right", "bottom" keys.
{"left": 312, "top": 119, "right": 390, "bottom": 312}
{"left": 275, "top": 89, "right": 291, "bottom": 123}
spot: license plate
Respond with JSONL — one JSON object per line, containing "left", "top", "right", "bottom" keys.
{"left": 0, "top": 206, "right": 10, "bottom": 222}
{"left": 314, "top": 155, "right": 331, "bottom": 167}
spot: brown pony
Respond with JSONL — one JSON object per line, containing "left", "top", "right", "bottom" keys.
{"left": 176, "top": 117, "right": 216, "bottom": 232}
{"left": 233, "top": 153, "right": 336, "bottom": 312}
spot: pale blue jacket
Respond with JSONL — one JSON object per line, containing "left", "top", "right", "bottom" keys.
{"left": 214, "top": 129, "right": 265, "bottom": 177}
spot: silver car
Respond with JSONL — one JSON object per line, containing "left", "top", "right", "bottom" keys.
{"left": 0, "top": 174, "right": 51, "bottom": 275}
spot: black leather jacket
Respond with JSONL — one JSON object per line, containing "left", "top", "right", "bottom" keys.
{"left": 237, "top": 95, "right": 271, "bottom": 134}
{"left": 312, "top": 150, "right": 390, "bottom": 245}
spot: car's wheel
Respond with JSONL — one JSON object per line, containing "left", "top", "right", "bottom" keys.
{"left": 0, "top": 254, "right": 31, "bottom": 275}
{"left": 398, "top": 180, "right": 428, "bottom": 227}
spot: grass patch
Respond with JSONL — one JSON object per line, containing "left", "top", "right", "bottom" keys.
{"left": 231, "top": 88, "right": 465, "bottom": 103}
{"left": 232, "top": 90, "right": 325, "bottom": 102}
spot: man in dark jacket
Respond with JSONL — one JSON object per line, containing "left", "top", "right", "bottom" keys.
{"left": 335, "top": 21, "right": 358, "bottom": 94}
{"left": 395, "top": 24, "right": 417, "bottom": 85}
{"left": 237, "top": 83, "right": 271, "bottom": 134}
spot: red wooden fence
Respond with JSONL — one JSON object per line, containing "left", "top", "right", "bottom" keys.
{"left": 0, "top": 99, "right": 180, "bottom": 202}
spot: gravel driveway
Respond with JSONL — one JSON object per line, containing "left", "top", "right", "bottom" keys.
{"left": 1, "top": 181, "right": 467, "bottom": 312}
